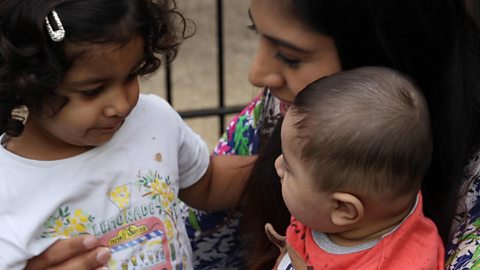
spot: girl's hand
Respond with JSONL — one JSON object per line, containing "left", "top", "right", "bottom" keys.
{"left": 24, "top": 236, "right": 111, "bottom": 270}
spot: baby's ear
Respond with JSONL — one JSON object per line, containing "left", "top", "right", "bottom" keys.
{"left": 330, "top": 192, "right": 364, "bottom": 227}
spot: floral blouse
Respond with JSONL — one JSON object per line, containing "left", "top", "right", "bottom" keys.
{"left": 446, "top": 153, "right": 480, "bottom": 269}
{"left": 180, "top": 89, "right": 288, "bottom": 269}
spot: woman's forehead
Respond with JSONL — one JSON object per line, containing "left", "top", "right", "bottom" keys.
{"left": 250, "top": 0, "right": 296, "bottom": 20}
{"left": 250, "top": 0, "right": 325, "bottom": 37}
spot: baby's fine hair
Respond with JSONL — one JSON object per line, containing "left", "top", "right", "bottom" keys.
{"left": 0, "top": 0, "right": 188, "bottom": 136}
{"left": 290, "top": 66, "right": 432, "bottom": 201}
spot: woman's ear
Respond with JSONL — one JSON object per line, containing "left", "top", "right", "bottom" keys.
{"left": 330, "top": 192, "right": 364, "bottom": 227}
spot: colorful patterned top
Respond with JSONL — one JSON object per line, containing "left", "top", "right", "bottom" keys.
{"left": 182, "top": 89, "right": 288, "bottom": 269}
{"left": 446, "top": 152, "right": 480, "bottom": 269}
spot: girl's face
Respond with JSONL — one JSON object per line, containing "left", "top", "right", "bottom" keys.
{"left": 20, "top": 36, "right": 144, "bottom": 159}
{"left": 248, "top": 0, "right": 342, "bottom": 103}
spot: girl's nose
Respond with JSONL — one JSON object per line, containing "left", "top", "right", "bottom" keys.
{"left": 104, "top": 86, "right": 131, "bottom": 117}
{"left": 248, "top": 40, "right": 285, "bottom": 89}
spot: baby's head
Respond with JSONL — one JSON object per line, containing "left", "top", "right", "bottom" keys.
{"left": 275, "top": 66, "right": 432, "bottom": 232}
{"left": 0, "top": 0, "right": 187, "bottom": 138}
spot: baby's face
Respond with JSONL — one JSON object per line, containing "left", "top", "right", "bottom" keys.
{"left": 275, "top": 111, "right": 337, "bottom": 232}
{"left": 24, "top": 36, "right": 144, "bottom": 158}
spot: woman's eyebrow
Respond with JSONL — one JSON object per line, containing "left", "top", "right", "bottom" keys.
{"left": 248, "top": 8, "right": 255, "bottom": 25}
{"left": 248, "top": 9, "right": 312, "bottom": 53}
{"left": 265, "top": 35, "right": 311, "bottom": 53}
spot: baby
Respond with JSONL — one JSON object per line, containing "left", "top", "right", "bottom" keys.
{"left": 270, "top": 66, "right": 444, "bottom": 269}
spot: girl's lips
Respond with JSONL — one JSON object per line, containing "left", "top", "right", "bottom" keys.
{"left": 95, "top": 120, "right": 124, "bottom": 133}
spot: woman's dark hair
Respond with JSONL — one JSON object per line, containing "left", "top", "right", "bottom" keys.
{"left": 0, "top": 0, "right": 188, "bottom": 136}
{"left": 242, "top": 120, "right": 290, "bottom": 270}
{"left": 243, "top": 0, "right": 480, "bottom": 268}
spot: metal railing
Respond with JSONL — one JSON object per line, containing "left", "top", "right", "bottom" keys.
{"left": 164, "top": 0, "right": 244, "bottom": 135}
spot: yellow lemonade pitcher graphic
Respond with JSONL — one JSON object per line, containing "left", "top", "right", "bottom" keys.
{"left": 109, "top": 184, "right": 132, "bottom": 211}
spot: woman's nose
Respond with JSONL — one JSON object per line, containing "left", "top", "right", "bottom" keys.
{"left": 248, "top": 40, "right": 285, "bottom": 89}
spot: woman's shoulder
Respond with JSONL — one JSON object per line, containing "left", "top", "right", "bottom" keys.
{"left": 214, "top": 91, "right": 266, "bottom": 156}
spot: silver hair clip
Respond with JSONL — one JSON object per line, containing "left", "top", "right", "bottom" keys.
{"left": 11, "top": 105, "right": 29, "bottom": 125}
{"left": 45, "top": 10, "right": 65, "bottom": 42}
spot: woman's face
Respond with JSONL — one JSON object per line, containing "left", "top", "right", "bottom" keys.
{"left": 248, "top": 0, "right": 342, "bottom": 103}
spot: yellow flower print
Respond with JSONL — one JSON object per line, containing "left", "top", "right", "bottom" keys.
{"left": 139, "top": 173, "right": 175, "bottom": 203}
{"left": 152, "top": 178, "right": 173, "bottom": 206}
{"left": 75, "top": 209, "right": 89, "bottom": 223}
{"left": 151, "top": 178, "right": 165, "bottom": 196}
{"left": 41, "top": 206, "right": 94, "bottom": 238}
{"left": 55, "top": 219, "right": 63, "bottom": 228}
{"left": 166, "top": 190, "right": 174, "bottom": 203}
{"left": 138, "top": 172, "right": 177, "bottom": 219}
{"left": 163, "top": 219, "right": 175, "bottom": 239}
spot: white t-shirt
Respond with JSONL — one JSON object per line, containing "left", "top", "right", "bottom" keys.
{"left": 0, "top": 94, "right": 210, "bottom": 270}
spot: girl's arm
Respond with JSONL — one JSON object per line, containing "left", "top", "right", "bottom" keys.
{"left": 179, "top": 155, "right": 256, "bottom": 211}
{"left": 25, "top": 236, "right": 110, "bottom": 270}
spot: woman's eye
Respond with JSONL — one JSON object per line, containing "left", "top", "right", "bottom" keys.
{"left": 247, "top": 24, "right": 258, "bottom": 33}
{"left": 274, "top": 52, "right": 300, "bottom": 69}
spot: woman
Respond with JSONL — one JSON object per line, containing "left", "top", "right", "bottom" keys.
{"left": 27, "top": 0, "right": 480, "bottom": 269}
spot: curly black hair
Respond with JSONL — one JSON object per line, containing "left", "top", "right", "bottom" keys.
{"left": 0, "top": 0, "right": 189, "bottom": 136}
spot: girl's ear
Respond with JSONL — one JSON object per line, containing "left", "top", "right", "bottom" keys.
{"left": 330, "top": 192, "right": 364, "bottom": 227}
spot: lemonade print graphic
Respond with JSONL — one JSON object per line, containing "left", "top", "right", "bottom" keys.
{"left": 100, "top": 217, "right": 173, "bottom": 270}
{"left": 39, "top": 170, "right": 185, "bottom": 269}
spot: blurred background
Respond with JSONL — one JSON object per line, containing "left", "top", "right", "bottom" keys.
{"left": 141, "top": 1, "right": 258, "bottom": 150}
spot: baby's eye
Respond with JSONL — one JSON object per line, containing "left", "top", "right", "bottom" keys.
{"left": 274, "top": 52, "right": 300, "bottom": 69}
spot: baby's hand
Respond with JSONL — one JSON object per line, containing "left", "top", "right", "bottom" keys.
{"left": 25, "top": 236, "right": 111, "bottom": 270}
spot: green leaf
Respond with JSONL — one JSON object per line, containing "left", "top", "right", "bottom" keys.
{"left": 188, "top": 209, "right": 202, "bottom": 233}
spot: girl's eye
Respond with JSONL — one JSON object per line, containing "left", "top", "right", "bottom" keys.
{"left": 81, "top": 87, "right": 103, "bottom": 97}
{"left": 275, "top": 52, "right": 300, "bottom": 69}
{"left": 126, "top": 73, "right": 138, "bottom": 82}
